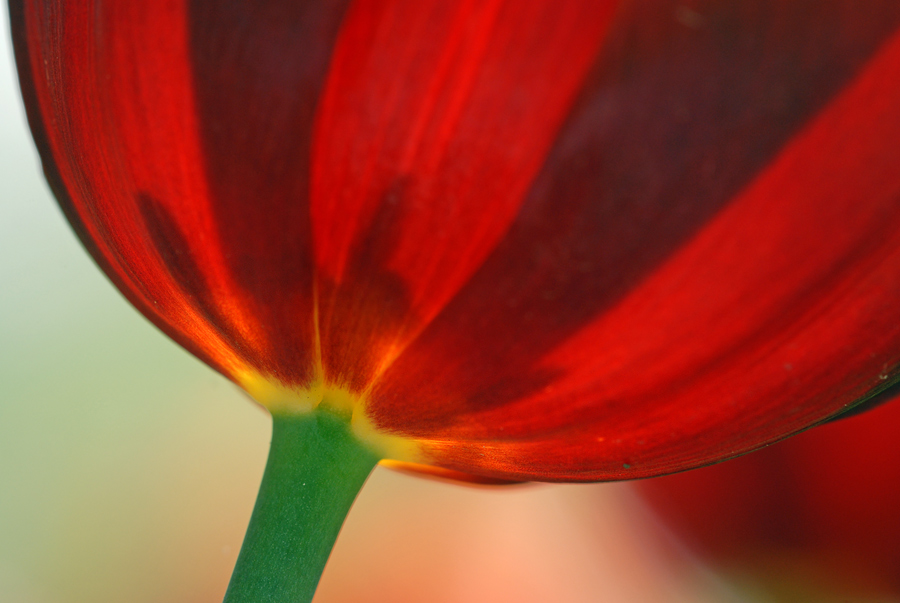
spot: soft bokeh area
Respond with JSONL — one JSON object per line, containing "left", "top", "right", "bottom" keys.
{"left": 0, "top": 11, "right": 736, "bottom": 602}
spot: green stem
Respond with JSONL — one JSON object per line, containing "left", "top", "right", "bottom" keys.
{"left": 223, "top": 410, "right": 380, "bottom": 603}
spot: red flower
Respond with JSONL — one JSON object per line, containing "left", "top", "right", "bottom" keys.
{"left": 635, "top": 391, "right": 900, "bottom": 600}
{"left": 11, "top": 0, "right": 900, "bottom": 482}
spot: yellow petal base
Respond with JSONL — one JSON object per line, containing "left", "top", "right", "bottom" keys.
{"left": 236, "top": 370, "right": 423, "bottom": 463}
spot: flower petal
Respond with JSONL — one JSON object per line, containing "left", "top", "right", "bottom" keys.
{"left": 13, "top": 0, "right": 350, "bottom": 383}
{"left": 14, "top": 0, "right": 900, "bottom": 480}
{"left": 370, "top": 3, "right": 900, "bottom": 479}
{"left": 309, "top": 0, "right": 617, "bottom": 390}
{"left": 637, "top": 391, "right": 900, "bottom": 597}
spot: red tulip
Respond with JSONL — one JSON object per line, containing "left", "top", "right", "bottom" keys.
{"left": 10, "top": 0, "right": 900, "bottom": 600}
{"left": 635, "top": 392, "right": 900, "bottom": 601}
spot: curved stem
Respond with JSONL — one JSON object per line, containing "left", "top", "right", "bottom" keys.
{"left": 224, "top": 410, "right": 380, "bottom": 603}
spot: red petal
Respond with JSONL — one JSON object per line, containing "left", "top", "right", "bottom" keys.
{"left": 185, "top": 1, "right": 351, "bottom": 383}
{"left": 13, "top": 1, "right": 349, "bottom": 383}
{"left": 636, "top": 394, "right": 900, "bottom": 596}
{"left": 15, "top": 1, "right": 246, "bottom": 375}
{"left": 368, "top": 4, "right": 900, "bottom": 479}
{"left": 310, "top": 0, "right": 616, "bottom": 390}
{"left": 14, "top": 0, "right": 900, "bottom": 481}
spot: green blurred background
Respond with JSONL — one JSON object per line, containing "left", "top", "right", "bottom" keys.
{"left": 0, "top": 10, "right": 733, "bottom": 602}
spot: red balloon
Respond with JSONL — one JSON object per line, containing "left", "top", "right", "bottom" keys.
{"left": 636, "top": 394, "right": 900, "bottom": 599}
{"left": 11, "top": 0, "right": 900, "bottom": 481}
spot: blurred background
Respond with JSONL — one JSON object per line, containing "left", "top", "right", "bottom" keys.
{"left": 7, "top": 7, "right": 889, "bottom": 602}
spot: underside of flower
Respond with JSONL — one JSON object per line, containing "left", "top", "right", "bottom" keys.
{"left": 13, "top": 1, "right": 900, "bottom": 600}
